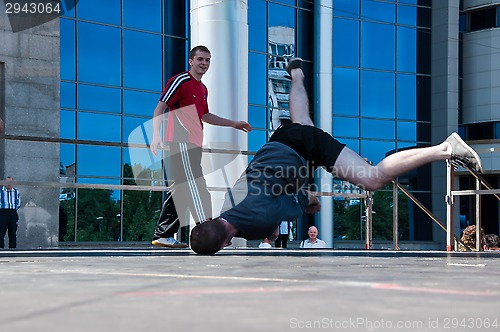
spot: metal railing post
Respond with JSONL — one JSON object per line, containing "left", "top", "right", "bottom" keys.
{"left": 476, "top": 177, "right": 481, "bottom": 251}
{"left": 446, "top": 160, "right": 455, "bottom": 252}
{"left": 393, "top": 181, "right": 400, "bottom": 250}
{"left": 365, "top": 191, "right": 373, "bottom": 250}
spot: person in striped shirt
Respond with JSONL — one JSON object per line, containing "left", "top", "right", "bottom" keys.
{"left": 0, "top": 177, "right": 21, "bottom": 248}
{"left": 149, "top": 45, "right": 252, "bottom": 248}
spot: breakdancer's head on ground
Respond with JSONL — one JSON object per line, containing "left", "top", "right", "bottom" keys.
{"left": 190, "top": 59, "right": 483, "bottom": 255}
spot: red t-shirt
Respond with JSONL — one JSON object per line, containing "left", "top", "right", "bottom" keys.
{"left": 159, "top": 71, "right": 209, "bottom": 146}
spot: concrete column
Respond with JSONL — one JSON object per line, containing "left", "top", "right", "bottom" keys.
{"left": 431, "top": 0, "right": 460, "bottom": 247}
{"left": 314, "top": 0, "right": 334, "bottom": 247}
{"left": 0, "top": 8, "right": 60, "bottom": 248}
{"left": 190, "top": 0, "right": 249, "bottom": 247}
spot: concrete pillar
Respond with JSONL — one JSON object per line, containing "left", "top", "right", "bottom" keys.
{"left": 314, "top": 0, "right": 334, "bottom": 247}
{"left": 190, "top": 0, "right": 249, "bottom": 247}
{"left": 0, "top": 8, "right": 60, "bottom": 248}
{"left": 431, "top": 0, "right": 460, "bottom": 248}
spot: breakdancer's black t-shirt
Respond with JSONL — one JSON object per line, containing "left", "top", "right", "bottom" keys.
{"left": 219, "top": 124, "right": 346, "bottom": 240}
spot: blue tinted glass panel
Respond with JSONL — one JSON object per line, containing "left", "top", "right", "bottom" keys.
{"left": 60, "top": 18, "right": 75, "bottom": 81}
{"left": 459, "top": 14, "right": 466, "bottom": 33}
{"left": 124, "top": 147, "right": 162, "bottom": 173}
{"left": 416, "top": 29, "right": 431, "bottom": 75}
{"left": 163, "top": 1, "right": 187, "bottom": 37}
{"left": 495, "top": 122, "right": 500, "bottom": 139}
{"left": 273, "top": 0, "right": 296, "bottom": 5}
{"left": 78, "top": 22, "right": 121, "bottom": 86}
{"left": 333, "top": 0, "right": 360, "bottom": 18}
{"left": 397, "top": 121, "right": 417, "bottom": 141}
{"left": 362, "top": 0, "right": 395, "bottom": 23}
{"left": 60, "top": 144, "right": 75, "bottom": 168}
{"left": 333, "top": 19, "right": 359, "bottom": 67}
{"left": 78, "top": 113, "right": 121, "bottom": 143}
{"left": 416, "top": 7, "right": 431, "bottom": 28}
{"left": 398, "top": 5, "right": 417, "bottom": 26}
{"left": 78, "top": 85, "right": 121, "bottom": 114}
{"left": 249, "top": 106, "right": 268, "bottom": 130}
{"left": 163, "top": 37, "right": 188, "bottom": 80}
{"left": 397, "top": 141, "right": 416, "bottom": 150}
{"left": 397, "top": 74, "right": 416, "bottom": 120}
{"left": 361, "top": 140, "right": 395, "bottom": 164}
{"left": 361, "top": 71, "right": 395, "bottom": 118}
{"left": 78, "top": 0, "right": 121, "bottom": 25}
{"left": 248, "top": 0, "right": 267, "bottom": 52}
{"left": 361, "top": 22, "right": 395, "bottom": 70}
{"left": 248, "top": 52, "right": 267, "bottom": 105}
{"left": 298, "top": 1, "right": 313, "bottom": 10}
{"left": 397, "top": 26, "right": 416, "bottom": 72}
{"left": 60, "top": 110, "right": 76, "bottom": 139}
{"left": 124, "top": 30, "right": 162, "bottom": 91}
{"left": 124, "top": 90, "right": 160, "bottom": 116}
{"left": 61, "top": 0, "right": 75, "bottom": 17}
{"left": 361, "top": 119, "right": 395, "bottom": 140}
{"left": 78, "top": 178, "right": 121, "bottom": 185}
{"left": 333, "top": 68, "right": 359, "bottom": 116}
{"left": 341, "top": 138, "right": 360, "bottom": 154}
{"left": 123, "top": 0, "right": 161, "bottom": 32}
{"left": 415, "top": 75, "right": 430, "bottom": 123}
{"left": 269, "top": 3, "right": 296, "bottom": 28}
{"left": 398, "top": 0, "right": 431, "bottom": 7}
{"left": 298, "top": 8, "right": 314, "bottom": 61}
{"left": 333, "top": 117, "right": 359, "bottom": 138}
{"left": 123, "top": 116, "right": 151, "bottom": 146}
{"left": 61, "top": 82, "right": 75, "bottom": 109}
{"left": 248, "top": 130, "right": 267, "bottom": 152}
{"left": 78, "top": 145, "right": 121, "bottom": 177}
{"left": 417, "top": 122, "right": 431, "bottom": 142}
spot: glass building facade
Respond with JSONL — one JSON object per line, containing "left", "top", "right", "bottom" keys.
{"left": 58, "top": 0, "right": 435, "bottom": 243}
{"left": 59, "top": 0, "right": 189, "bottom": 241}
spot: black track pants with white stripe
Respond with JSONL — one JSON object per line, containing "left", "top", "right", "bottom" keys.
{"left": 153, "top": 142, "right": 212, "bottom": 239}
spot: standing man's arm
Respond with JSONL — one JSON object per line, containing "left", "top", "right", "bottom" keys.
{"left": 201, "top": 113, "right": 252, "bottom": 132}
{"left": 150, "top": 101, "right": 169, "bottom": 156}
{"left": 15, "top": 189, "right": 20, "bottom": 210}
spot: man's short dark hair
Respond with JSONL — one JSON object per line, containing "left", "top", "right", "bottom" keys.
{"left": 189, "top": 45, "right": 210, "bottom": 59}
{"left": 190, "top": 218, "right": 227, "bottom": 255}
{"left": 482, "top": 233, "right": 500, "bottom": 249}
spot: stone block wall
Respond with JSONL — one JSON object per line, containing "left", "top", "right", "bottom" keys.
{"left": 0, "top": 5, "right": 60, "bottom": 248}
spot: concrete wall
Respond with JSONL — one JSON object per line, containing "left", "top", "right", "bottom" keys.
{"left": 463, "top": 0, "right": 500, "bottom": 10}
{"left": 462, "top": 29, "right": 500, "bottom": 126}
{"left": 0, "top": 5, "right": 60, "bottom": 248}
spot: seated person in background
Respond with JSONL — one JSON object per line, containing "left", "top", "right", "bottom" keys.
{"left": 482, "top": 233, "right": 500, "bottom": 251}
{"left": 458, "top": 225, "right": 485, "bottom": 251}
{"left": 190, "top": 59, "right": 483, "bottom": 255}
{"left": 299, "top": 226, "right": 327, "bottom": 249}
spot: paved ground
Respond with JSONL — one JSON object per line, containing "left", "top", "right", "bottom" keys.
{"left": 0, "top": 248, "right": 499, "bottom": 332}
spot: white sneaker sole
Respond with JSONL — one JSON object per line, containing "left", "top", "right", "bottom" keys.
{"left": 151, "top": 240, "right": 188, "bottom": 249}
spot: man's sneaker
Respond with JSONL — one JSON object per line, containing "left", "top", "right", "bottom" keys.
{"left": 445, "top": 132, "right": 483, "bottom": 173}
{"left": 284, "top": 58, "right": 303, "bottom": 79}
{"left": 152, "top": 237, "right": 188, "bottom": 248}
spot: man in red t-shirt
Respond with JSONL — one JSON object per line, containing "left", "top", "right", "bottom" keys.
{"left": 150, "top": 45, "right": 251, "bottom": 248}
